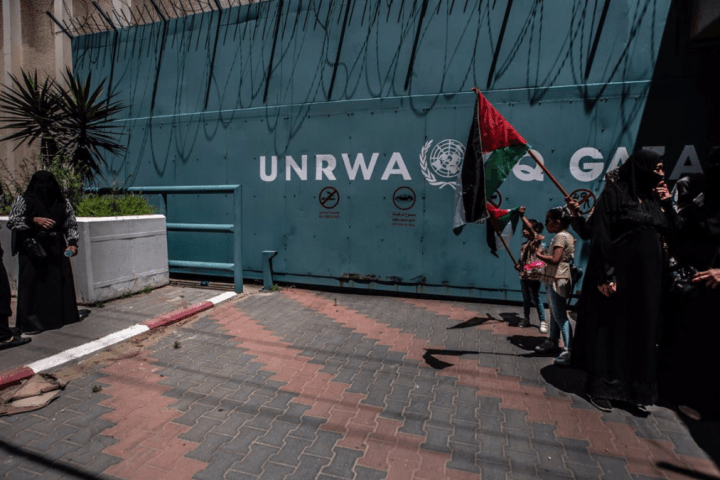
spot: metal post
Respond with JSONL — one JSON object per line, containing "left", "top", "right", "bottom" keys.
{"left": 233, "top": 185, "right": 243, "bottom": 293}
{"left": 46, "top": 11, "right": 74, "bottom": 39}
{"left": 262, "top": 251, "right": 278, "bottom": 290}
{"left": 92, "top": 2, "right": 117, "bottom": 30}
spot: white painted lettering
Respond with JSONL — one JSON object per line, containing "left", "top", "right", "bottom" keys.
{"left": 316, "top": 155, "right": 337, "bottom": 181}
{"left": 669, "top": 145, "right": 703, "bottom": 180}
{"left": 512, "top": 149, "right": 544, "bottom": 182}
{"left": 570, "top": 147, "right": 604, "bottom": 182}
{"left": 607, "top": 147, "right": 629, "bottom": 171}
{"left": 381, "top": 152, "right": 412, "bottom": 180}
{"left": 260, "top": 156, "right": 277, "bottom": 182}
{"left": 286, "top": 155, "right": 308, "bottom": 181}
{"left": 342, "top": 153, "right": 379, "bottom": 180}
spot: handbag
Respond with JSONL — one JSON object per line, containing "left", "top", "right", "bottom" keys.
{"left": 22, "top": 237, "right": 47, "bottom": 259}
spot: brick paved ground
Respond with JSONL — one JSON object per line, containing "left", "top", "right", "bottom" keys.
{"left": 0, "top": 288, "right": 717, "bottom": 479}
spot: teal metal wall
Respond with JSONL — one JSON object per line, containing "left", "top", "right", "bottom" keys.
{"left": 72, "top": 0, "right": 716, "bottom": 300}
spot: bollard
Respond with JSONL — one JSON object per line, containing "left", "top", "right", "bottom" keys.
{"left": 262, "top": 251, "right": 278, "bottom": 290}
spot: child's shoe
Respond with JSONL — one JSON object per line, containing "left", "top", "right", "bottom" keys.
{"left": 539, "top": 321, "right": 548, "bottom": 333}
{"left": 519, "top": 317, "right": 530, "bottom": 328}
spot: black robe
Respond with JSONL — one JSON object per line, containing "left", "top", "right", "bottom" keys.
{"left": 658, "top": 189, "right": 720, "bottom": 418}
{"left": 9, "top": 191, "right": 80, "bottom": 334}
{"left": 572, "top": 181, "right": 674, "bottom": 406}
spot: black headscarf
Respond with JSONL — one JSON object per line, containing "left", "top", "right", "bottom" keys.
{"left": 23, "top": 171, "right": 67, "bottom": 227}
{"left": 618, "top": 150, "right": 664, "bottom": 201}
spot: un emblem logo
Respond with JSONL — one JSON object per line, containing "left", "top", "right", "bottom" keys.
{"left": 420, "top": 139, "right": 464, "bottom": 189}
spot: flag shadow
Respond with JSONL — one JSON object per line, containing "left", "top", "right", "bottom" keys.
{"left": 423, "top": 349, "right": 479, "bottom": 370}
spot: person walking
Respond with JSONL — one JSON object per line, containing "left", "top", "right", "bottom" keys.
{"left": 7, "top": 171, "right": 80, "bottom": 334}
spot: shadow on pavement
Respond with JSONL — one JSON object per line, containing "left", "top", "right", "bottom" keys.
{"left": 423, "top": 349, "right": 478, "bottom": 369}
{"left": 447, "top": 316, "right": 491, "bottom": 329}
{"left": 507, "top": 334, "right": 546, "bottom": 353}
{"left": 657, "top": 461, "right": 720, "bottom": 480}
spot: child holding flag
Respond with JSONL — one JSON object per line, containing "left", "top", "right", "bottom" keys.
{"left": 517, "top": 219, "right": 547, "bottom": 330}
{"left": 534, "top": 207, "right": 576, "bottom": 365}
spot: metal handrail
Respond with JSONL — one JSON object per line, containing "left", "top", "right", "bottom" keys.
{"left": 106, "top": 185, "right": 243, "bottom": 292}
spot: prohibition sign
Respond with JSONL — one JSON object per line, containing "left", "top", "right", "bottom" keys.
{"left": 319, "top": 186, "right": 340, "bottom": 209}
{"left": 569, "top": 188, "right": 597, "bottom": 215}
{"left": 393, "top": 186, "right": 416, "bottom": 210}
{"left": 488, "top": 189, "right": 502, "bottom": 208}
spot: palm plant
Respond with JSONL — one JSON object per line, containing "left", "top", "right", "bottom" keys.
{"left": 0, "top": 68, "right": 126, "bottom": 181}
{"left": 0, "top": 70, "right": 61, "bottom": 160}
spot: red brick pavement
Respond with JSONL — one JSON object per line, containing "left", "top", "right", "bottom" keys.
{"left": 401, "top": 297, "right": 720, "bottom": 480}
{"left": 96, "top": 354, "right": 206, "bottom": 480}
{"left": 79, "top": 289, "right": 718, "bottom": 480}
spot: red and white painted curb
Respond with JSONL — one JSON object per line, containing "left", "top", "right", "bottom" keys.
{"left": 0, "top": 291, "right": 238, "bottom": 389}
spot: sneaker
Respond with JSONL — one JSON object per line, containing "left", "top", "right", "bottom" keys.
{"left": 554, "top": 350, "right": 571, "bottom": 366}
{"left": 519, "top": 317, "right": 530, "bottom": 328}
{"left": 539, "top": 321, "right": 548, "bottom": 334}
{"left": 535, "top": 339, "right": 559, "bottom": 353}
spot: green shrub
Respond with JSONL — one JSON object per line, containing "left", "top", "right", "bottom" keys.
{"left": 0, "top": 155, "right": 83, "bottom": 213}
{"left": 75, "top": 192, "right": 158, "bottom": 217}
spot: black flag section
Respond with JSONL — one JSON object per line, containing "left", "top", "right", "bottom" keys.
{"left": 453, "top": 97, "right": 487, "bottom": 235}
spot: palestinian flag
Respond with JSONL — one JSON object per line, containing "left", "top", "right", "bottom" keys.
{"left": 453, "top": 89, "right": 530, "bottom": 235}
{"left": 485, "top": 204, "right": 522, "bottom": 257}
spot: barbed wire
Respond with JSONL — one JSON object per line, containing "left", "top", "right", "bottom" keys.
{"left": 52, "top": 0, "right": 259, "bottom": 37}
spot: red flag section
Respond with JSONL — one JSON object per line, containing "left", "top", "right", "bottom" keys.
{"left": 476, "top": 90, "right": 527, "bottom": 155}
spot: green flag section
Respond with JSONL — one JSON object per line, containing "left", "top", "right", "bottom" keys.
{"left": 486, "top": 204, "right": 522, "bottom": 258}
{"left": 453, "top": 89, "right": 530, "bottom": 235}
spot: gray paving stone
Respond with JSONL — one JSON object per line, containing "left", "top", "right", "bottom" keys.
{"left": 290, "top": 416, "right": 326, "bottom": 441}
{"left": 271, "top": 438, "right": 312, "bottom": 467}
{"left": 420, "top": 426, "right": 451, "bottom": 454}
{"left": 233, "top": 444, "right": 280, "bottom": 476}
{"left": 285, "top": 454, "right": 331, "bottom": 480}
{"left": 184, "top": 432, "right": 232, "bottom": 462}
{"left": 245, "top": 407, "right": 284, "bottom": 431}
{"left": 173, "top": 403, "right": 216, "bottom": 426}
{"left": 221, "top": 427, "right": 266, "bottom": 455}
{"left": 320, "top": 447, "right": 363, "bottom": 478}
{"left": 305, "top": 431, "right": 343, "bottom": 458}
{"left": 258, "top": 461, "right": 295, "bottom": 480}
{"left": 179, "top": 417, "right": 223, "bottom": 442}
{"left": 257, "top": 421, "right": 296, "bottom": 448}
{"left": 447, "top": 441, "right": 480, "bottom": 474}
{"left": 354, "top": 466, "right": 387, "bottom": 480}
{"left": 25, "top": 425, "right": 80, "bottom": 453}
{"left": 594, "top": 454, "right": 633, "bottom": 480}
{"left": 193, "top": 450, "right": 245, "bottom": 480}
{"left": 276, "top": 403, "right": 312, "bottom": 425}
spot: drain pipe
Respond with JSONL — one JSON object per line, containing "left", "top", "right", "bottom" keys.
{"left": 262, "top": 251, "right": 278, "bottom": 290}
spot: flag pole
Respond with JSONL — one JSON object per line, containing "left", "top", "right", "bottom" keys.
{"left": 527, "top": 149, "right": 570, "bottom": 199}
{"left": 489, "top": 217, "right": 519, "bottom": 268}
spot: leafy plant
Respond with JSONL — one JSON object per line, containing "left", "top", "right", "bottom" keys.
{"left": 54, "top": 68, "right": 127, "bottom": 181}
{"left": 0, "top": 68, "right": 126, "bottom": 181}
{"left": 92, "top": 385, "right": 103, "bottom": 393}
{"left": 75, "top": 191, "right": 158, "bottom": 217}
{"left": 270, "top": 284, "right": 280, "bottom": 292}
{"left": 0, "top": 70, "right": 61, "bottom": 159}
{"left": 173, "top": 341, "right": 181, "bottom": 349}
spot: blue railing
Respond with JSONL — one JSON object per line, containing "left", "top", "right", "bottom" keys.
{"left": 124, "top": 185, "right": 243, "bottom": 293}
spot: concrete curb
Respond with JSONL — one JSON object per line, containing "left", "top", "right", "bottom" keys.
{"left": 0, "top": 291, "right": 238, "bottom": 390}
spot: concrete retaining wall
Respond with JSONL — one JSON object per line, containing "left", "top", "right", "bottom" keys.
{"left": 0, "top": 215, "right": 169, "bottom": 304}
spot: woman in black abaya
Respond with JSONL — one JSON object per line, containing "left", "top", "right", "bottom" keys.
{"left": 572, "top": 151, "right": 674, "bottom": 412}
{"left": 8, "top": 171, "right": 80, "bottom": 334}
{"left": 659, "top": 149, "right": 720, "bottom": 420}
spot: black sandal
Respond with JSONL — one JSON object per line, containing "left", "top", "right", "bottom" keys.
{"left": 588, "top": 395, "right": 612, "bottom": 412}
{"left": 0, "top": 336, "right": 31, "bottom": 350}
